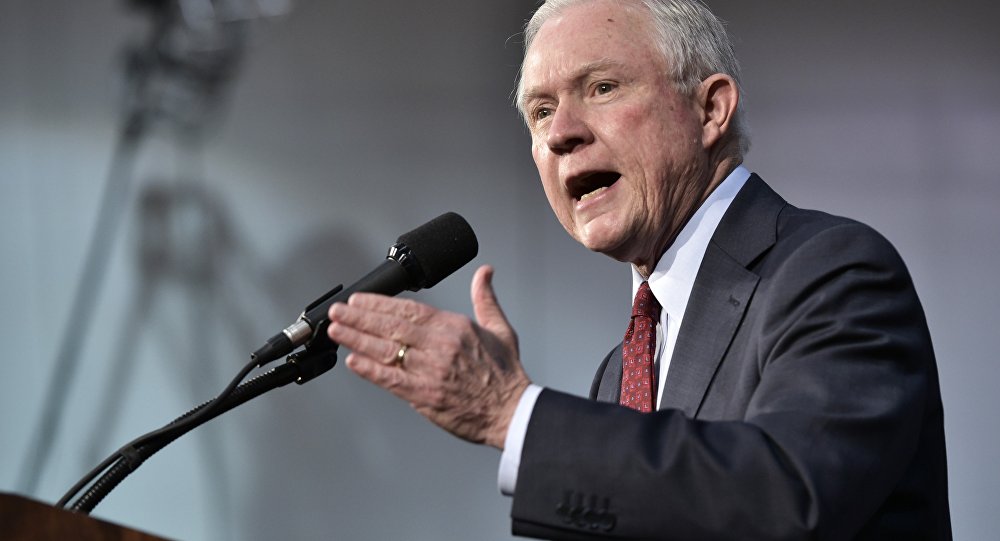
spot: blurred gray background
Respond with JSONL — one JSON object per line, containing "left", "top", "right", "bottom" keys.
{"left": 2, "top": 1, "right": 998, "bottom": 539}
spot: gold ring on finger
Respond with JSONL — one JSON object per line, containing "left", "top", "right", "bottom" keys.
{"left": 395, "top": 343, "right": 409, "bottom": 367}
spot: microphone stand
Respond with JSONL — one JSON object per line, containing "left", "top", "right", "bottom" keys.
{"left": 60, "top": 317, "right": 341, "bottom": 514}
{"left": 18, "top": 0, "right": 248, "bottom": 495}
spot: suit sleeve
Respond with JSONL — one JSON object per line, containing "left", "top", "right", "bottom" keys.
{"left": 510, "top": 223, "right": 939, "bottom": 540}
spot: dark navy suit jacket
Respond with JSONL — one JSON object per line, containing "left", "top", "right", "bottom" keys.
{"left": 510, "top": 175, "right": 951, "bottom": 540}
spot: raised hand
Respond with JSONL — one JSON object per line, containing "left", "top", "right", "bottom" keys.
{"left": 327, "top": 265, "right": 531, "bottom": 449}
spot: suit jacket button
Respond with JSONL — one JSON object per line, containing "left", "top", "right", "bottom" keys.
{"left": 601, "top": 513, "right": 616, "bottom": 532}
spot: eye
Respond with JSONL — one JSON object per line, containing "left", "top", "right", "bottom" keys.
{"left": 532, "top": 106, "right": 553, "bottom": 123}
{"left": 595, "top": 82, "right": 617, "bottom": 95}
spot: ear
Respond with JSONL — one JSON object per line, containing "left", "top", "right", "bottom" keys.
{"left": 696, "top": 73, "right": 739, "bottom": 149}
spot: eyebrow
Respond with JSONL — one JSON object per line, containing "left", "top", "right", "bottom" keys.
{"left": 520, "top": 58, "right": 627, "bottom": 108}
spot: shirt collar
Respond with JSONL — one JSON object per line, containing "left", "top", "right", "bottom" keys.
{"left": 631, "top": 165, "right": 752, "bottom": 320}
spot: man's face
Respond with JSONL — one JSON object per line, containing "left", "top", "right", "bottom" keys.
{"left": 521, "top": 0, "right": 711, "bottom": 268}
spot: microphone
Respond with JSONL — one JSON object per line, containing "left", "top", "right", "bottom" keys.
{"left": 252, "top": 212, "right": 478, "bottom": 365}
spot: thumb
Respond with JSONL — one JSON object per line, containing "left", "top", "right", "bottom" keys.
{"left": 471, "top": 265, "right": 515, "bottom": 342}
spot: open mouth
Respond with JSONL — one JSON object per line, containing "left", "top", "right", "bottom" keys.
{"left": 569, "top": 171, "right": 621, "bottom": 202}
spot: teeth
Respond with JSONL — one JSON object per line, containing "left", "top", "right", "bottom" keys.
{"left": 579, "top": 186, "right": 608, "bottom": 201}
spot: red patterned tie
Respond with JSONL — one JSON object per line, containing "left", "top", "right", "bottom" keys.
{"left": 619, "top": 282, "right": 661, "bottom": 413}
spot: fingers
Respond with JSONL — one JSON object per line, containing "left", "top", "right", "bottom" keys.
{"left": 471, "top": 265, "right": 516, "bottom": 344}
{"left": 328, "top": 301, "right": 423, "bottom": 349}
{"left": 345, "top": 351, "right": 411, "bottom": 395}
{"left": 342, "top": 292, "right": 434, "bottom": 324}
{"left": 327, "top": 318, "right": 403, "bottom": 366}
{"left": 327, "top": 294, "right": 436, "bottom": 367}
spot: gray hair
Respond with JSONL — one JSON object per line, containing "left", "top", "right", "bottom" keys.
{"left": 515, "top": 0, "right": 750, "bottom": 158}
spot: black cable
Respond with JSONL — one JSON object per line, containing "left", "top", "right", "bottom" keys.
{"left": 57, "top": 353, "right": 259, "bottom": 508}
{"left": 58, "top": 338, "right": 338, "bottom": 512}
{"left": 69, "top": 362, "right": 302, "bottom": 513}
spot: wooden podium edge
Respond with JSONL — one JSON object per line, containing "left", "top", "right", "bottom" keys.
{"left": 0, "top": 492, "right": 171, "bottom": 541}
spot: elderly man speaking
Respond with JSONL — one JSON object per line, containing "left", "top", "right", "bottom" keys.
{"left": 327, "top": 0, "right": 951, "bottom": 539}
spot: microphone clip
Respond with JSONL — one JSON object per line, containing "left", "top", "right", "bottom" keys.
{"left": 251, "top": 284, "right": 344, "bottom": 368}
{"left": 285, "top": 284, "right": 344, "bottom": 384}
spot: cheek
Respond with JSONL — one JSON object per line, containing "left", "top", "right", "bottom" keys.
{"left": 603, "top": 103, "right": 676, "bottom": 169}
{"left": 532, "top": 146, "right": 572, "bottom": 218}
{"left": 541, "top": 179, "right": 575, "bottom": 235}
{"left": 629, "top": 107, "right": 702, "bottom": 178}
{"left": 531, "top": 140, "right": 551, "bottom": 178}
{"left": 539, "top": 176, "right": 561, "bottom": 211}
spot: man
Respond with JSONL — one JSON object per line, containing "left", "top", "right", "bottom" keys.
{"left": 327, "top": 0, "right": 951, "bottom": 539}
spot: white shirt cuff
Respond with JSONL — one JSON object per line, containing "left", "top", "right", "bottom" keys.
{"left": 497, "top": 383, "right": 543, "bottom": 496}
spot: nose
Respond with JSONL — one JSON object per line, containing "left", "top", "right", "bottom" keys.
{"left": 545, "top": 101, "right": 593, "bottom": 155}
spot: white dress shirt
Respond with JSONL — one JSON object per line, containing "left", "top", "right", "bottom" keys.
{"left": 498, "top": 165, "right": 752, "bottom": 496}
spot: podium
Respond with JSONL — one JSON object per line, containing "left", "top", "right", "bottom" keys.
{"left": 0, "top": 492, "right": 169, "bottom": 541}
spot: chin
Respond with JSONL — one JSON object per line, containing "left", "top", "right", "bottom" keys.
{"left": 577, "top": 230, "right": 629, "bottom": 259}
{"left": 578, "top": 224, "right": 648, "bottom": 264}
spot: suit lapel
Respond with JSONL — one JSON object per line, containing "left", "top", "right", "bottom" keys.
{"left": 658, "top": 175, "right": 785, "bottom": 417}
{"left": 594, "top": 345, "right": 623, "bottom": 403}
{"left": 658, "top": 249, "right": 757, "bottom": 416}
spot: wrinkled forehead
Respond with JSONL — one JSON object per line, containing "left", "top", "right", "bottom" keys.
{"left": 519, "top": 1, "right": 665, "bottom": 102}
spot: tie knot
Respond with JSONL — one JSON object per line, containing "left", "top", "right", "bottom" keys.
{"left": 632, "top": 282, "right": 661, "bottom": 321}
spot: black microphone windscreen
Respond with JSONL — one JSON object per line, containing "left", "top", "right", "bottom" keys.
{"left": 397, "top": 212, "right": 478, "bottom": 288}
